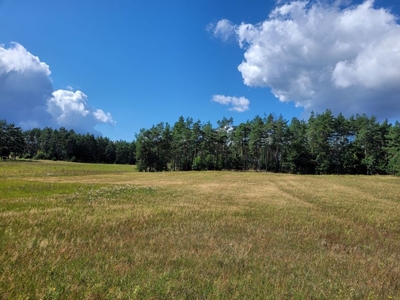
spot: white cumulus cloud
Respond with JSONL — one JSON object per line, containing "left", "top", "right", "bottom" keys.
{"left": 0, "top": 42, "right": 54, "bottom": 128}
{"left": 211, "top": 0, "right": 400, "bottom": 119}
{"left": 0, "top": 42, "right": 115, "bottom": 134}
{"left": 48, "top": 90, "right": 115, "bottom": 133}
{"left": 212, "top": 94, "right": 250, "bottom": 112}
{"left": 209, "top": 19, "right": 236, "bottom": 41}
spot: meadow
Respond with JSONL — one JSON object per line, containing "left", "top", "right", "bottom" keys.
{"left": 0, "top": 160, "right": 399, "bottom": 299}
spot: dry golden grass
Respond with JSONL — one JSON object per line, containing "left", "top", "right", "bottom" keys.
{"left": 1, "top": 160, "right": 399, "bottom": 299}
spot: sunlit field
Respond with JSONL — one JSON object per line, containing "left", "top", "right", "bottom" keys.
{"left": 1, "top": 160, "right": 399, "bottom": 299}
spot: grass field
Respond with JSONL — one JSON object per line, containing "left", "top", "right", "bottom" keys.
{"left": 1, "top": 160, "right": 399, "bottom": 299}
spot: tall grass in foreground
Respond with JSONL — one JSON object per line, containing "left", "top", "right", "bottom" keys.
{"left": 1, "top": 161, "right": 399, "bottom": 299}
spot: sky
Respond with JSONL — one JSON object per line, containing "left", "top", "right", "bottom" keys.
{"left": 1, "top": 0, "right": 400, "bottom": 141}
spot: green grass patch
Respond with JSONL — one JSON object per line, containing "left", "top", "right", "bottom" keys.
{"left": 0, "top": 161, "right": 399, "bottom": 299}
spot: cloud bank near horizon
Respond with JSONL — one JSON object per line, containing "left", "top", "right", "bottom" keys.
{"left": 0, "top": 42, "right": 114, "bottom": 134}
{"left": 211, "top": 0, "right": 400, "bottom": 119}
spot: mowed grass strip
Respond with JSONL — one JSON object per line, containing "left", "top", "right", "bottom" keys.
{"left": 0, "top": 161, "right": 399, "bottom": 299}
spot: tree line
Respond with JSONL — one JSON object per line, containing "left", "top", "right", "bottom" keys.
{"left": 0, "top": 120, "right": 136, "bottom": 164}
{"left": 135, "top": 111, "right": 400, "bottom": 175}
{"left": 1, "top": 110, "right": 400, "bottom": 175}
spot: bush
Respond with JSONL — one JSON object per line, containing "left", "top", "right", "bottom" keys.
{"left": 33, "top": 151, "right": 48, "bottom": 160}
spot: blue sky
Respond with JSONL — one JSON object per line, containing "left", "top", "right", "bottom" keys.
{"left": 1, "top": 0, "right": 400, "bottom": 141}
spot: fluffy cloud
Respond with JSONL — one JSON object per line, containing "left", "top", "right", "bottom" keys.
{"left": 0, "top": 43, "right": 54, "bottom": 128}
{"left": 209, "top": 19, "right": 236, "bottom": 41}
{"left": 212, "top": 94, "right": 250, "bottom": 112}
{"left": 0, "top": 42, "right": 114, "bottom": 134}
{"left": 48, "top": 90, "right": 115, "bottom": 133}
{"left": 211, "top": 0, "right": 400, "bottom": 119}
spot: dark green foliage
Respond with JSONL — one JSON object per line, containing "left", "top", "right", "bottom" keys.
{"left": 0, "top": 120, "right": 25, "bottom": 159}
{"left": 171, "top": 117, "right": 194, "bottom": 171}
{"left": 115, "top": 140, "right": 136, "bottom": 164}
{"left": 133, "top": 112, "right": 400, "bottom": 174}
{"left": 385, "top": 121, "right": 400, "bottom": 175}
{"left": 307, "top": 110, "right": 335, "bottom": 174}
{"left": 0, "top": 120, "right": 135, "bottom": 165}
{"left": 285, "top": 118, "right": 311, "bottom": 174}
{"left": 351, "top": 115, "right": 389, "bottom": 174}
{"left": 233, "top": 121, "right": 251, "bottom": 170}
{"left": 1, "top": 112, "right": 400, "bottom": 175}
{"left": 136, "top": 123, "right": 171, "bottom": 172}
